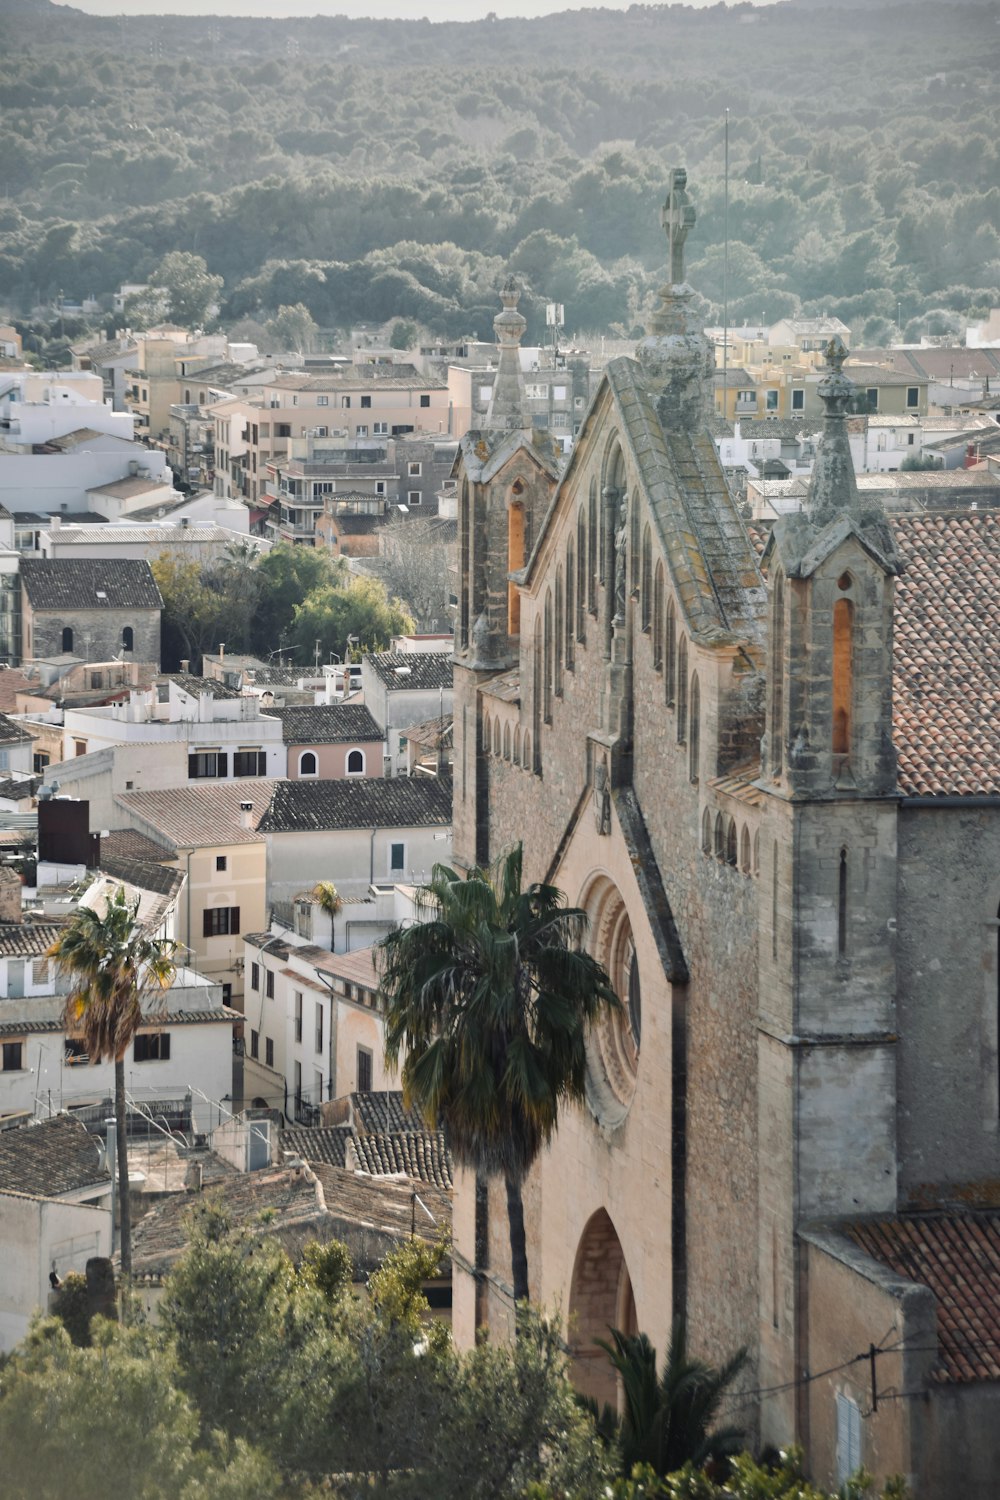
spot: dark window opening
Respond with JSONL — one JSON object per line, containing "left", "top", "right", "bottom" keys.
{"left": 134, "top": 1032, "right": 170, "bottom": 1062}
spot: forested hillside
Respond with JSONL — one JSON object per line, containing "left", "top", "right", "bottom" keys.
{"left": 1, "top": 0, "right": 997, "bottom": 344}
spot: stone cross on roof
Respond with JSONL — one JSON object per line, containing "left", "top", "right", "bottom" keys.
{"left": 661, "top": 168, "right": 696, "bottom": 285}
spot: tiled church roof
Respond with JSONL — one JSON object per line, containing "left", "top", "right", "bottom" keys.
{"left": 845, "top": 1212, "right": 1000, "bottom": 1383}
{"left": 891, "top": 510, "right": 1000, "bottom": 797}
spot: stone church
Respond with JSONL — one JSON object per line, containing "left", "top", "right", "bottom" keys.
{"left": 448, "top": 171, "right": 1000, "bottom": 1497}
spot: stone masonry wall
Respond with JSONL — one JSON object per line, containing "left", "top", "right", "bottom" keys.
{"left": 25, "top": 605, "right": 160, "bottom": 667}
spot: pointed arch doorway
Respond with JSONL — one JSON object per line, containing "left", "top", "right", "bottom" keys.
{"left": 568, "top": 1207, "right": 638, "bottom": 1411}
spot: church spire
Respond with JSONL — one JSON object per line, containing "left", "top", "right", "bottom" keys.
{"left": 805, "top": 336, "right": 862, "bottom": 527}
{"left": 635, "top": 167, "right": 714, "bottom": 427}
{"left": 484, "top": 275, "right": 528, "bottom": 432}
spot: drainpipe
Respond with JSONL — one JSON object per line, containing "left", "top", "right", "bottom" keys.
{"left": 369, "top": 826, "right": 377, "bottom": 886}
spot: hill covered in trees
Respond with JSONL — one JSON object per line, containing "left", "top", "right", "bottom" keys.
{"left": 1, "top": 0, "right": 996, "bottom": 345}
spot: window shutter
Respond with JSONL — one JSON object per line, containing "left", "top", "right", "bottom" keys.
{"left": 217, "top": 752, "right": 228, "bottom": 776}
{"left": 161, "top": 1033, "right": 171, "bottom": 1061}
{"left": 202, "top": 908, "right": 213, "bottom": 937}
{"left": 836, "top": 1393, "right": 862, "bottom": 1484}
{"left": 230, "top": 906, "right": 240, "bottom": 935}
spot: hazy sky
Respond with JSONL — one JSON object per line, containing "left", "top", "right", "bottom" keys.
{"left": 56, "top": 0, "right": 768, "bottom": 18}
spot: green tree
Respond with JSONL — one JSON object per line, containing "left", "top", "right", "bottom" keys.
{"left": 288, "top": 571, "right": 414, "bottom": 666}
{"left": 389, "top": 317, "right": 418, "bottom": 349}
{"left": 377, "top": 846, "right": 619, "bottom": 1306}
{"left": 251, "top": 541, "right": 336, "bottom": 655}
{"left": 151, "top": 554, "right": 232, "bottom": 672}
{"left": 150, "top": 250, "right": 223, "bottom": 328}
{"left": 591, "top": 1322, "right": 747, "bottom": 1480}
{"left": 48, "top": 888, "right": 176, "bottom": 1287}
{"left": 311, "top": 880, "right": 343, "bottom": 950}
{"left": 265, "top": 300, "right": 317, "bottom": 352}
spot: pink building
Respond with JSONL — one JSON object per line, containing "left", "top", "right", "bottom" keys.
{"left": 262, "top": 704, "right": 385, "bottom": 780}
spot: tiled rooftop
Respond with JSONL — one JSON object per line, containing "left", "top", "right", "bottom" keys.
{"left": 845, "top": 1212, "right": 1000, "bottom": 1382}
{"left": 0, "top": 1114, "right": 109, "bottom": 1198}
{"left": 99, "top": 828, "right": 172, "bottom": 864}
{"left": 365, "top": 651, "right": 454, "bottom": 692}
{"left": 258, "top": 774, "right": 451, "bottom": 833}
{"left": 349, "top": 1130, "right": 453, "bottom": 1191}
{"left": 350, "top": 1089, "right": 430, "bottom": 1135}
{"left": 261, "top": 704, "right": 384, "bottom": 744}
{"left": 20, "top": 558, "right": 162, "bottom": 612}
{"left": 115, "top": 781, "right": 275, "bottom": 849}
{"left": 311, "top": 1162, "right": 450, "bottom": 1248}
{"left": 281, "top": 1125, "right": 353, "bottom": 1169}
{"left": 892, "top": 511, "right": 1000, "bottom": 796}
{"left": 0, "top": 920, "right": 66, "bottom": 956}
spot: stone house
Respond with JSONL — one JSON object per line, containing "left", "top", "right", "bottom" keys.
{"left": 19, "top": 557, "right": 161, "bottom": 666}
{"left": 449, "top": 174, "right": 1000, "bottom": 1498}
{"left": 360, "top": 649, "right": 453, "bottom": 777}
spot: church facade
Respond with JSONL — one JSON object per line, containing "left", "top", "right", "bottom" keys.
{"left": 449, "top": 173, "right": 1000, "bottom": 1498}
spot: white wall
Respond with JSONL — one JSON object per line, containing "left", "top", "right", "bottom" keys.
{"left": 0, "top": 451, "right": 170, "bottom": 517}
{"left": 0, "top": 1194, "right": 111, "bottom": 1352}
{"left": 267, "top": 823, "right": 452, "bottom": 905}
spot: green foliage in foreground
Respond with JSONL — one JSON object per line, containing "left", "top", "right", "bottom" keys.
{"left": 4, "top": 1205, "right": 909, "bottom": 1500}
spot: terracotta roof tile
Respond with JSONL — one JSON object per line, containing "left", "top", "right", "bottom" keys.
{"left": 0, "top": 1113, "right": 109, "bottom": 1198}
{"left": 844, "top": 1212, "right": 1000, "bottom": 1382}
{"left": 891, "top": 511, "right": 1000, "bottom": 796}
{"left": 350, "top": 1130, "right": 453, "bottom": 1191}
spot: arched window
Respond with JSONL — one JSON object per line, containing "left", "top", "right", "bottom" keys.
{"left": 565, "top": 537, "right": 575, "bottom": 672}
{"left": 641, "top": 522, "right": 652, "bottom": 628}
{"left": 576, "top": 510, "right": 587, "bottom": 640}
{"left": 532, "top": 615, "right": 542, "bottom": 773}
{"left": 740, "top": 825, "right": 751, "bottom": 874}
{"left": 833, "top": 598, "right": 854, "bottom": 755}
{"left": 459, "top": 481, "right": 470, "bottom": 648}
{"left": 726, "top": 818, "right": 738, "bottom": 867}
{"left": 701, "top": 808, "right": 712, "bottom": 854}
{"left": 772, "top": 571, "right": 785, "bottom": 775}
{"left": 838, "top": 847, "right": 848, "bottom": 956}
{"left": 513, "top": 725, "right": 521, "bottom": 767}
{"left": 588, "top": 480, "right": 598, "bottom": 612}
{"left": 525, "top": 729, "right": 534, "bottom": 775}
{"left": 543, "top": 591, "right": 553, "bottom": 724}
{"left": 772, "top": 839, "right": 779, "bottom": 960}
{"left": 630, "top": 491, "right": 640, "bottom": 594}
{"left": 508, "top": 502, "right": 524, "bottom": 636}
{"left": 299, "top": 750, "right": 318, "bottom": 777}
{"left": 714, "top": 812, "right": 725, "bottom": 860}
{"left": 61, "top": 626, "right": 74, "bottom": 653}
{"left": 482, "top": 714, "right": 491, "bottom": 752}
{"left": 503, "top": 722, "right": 511, "bottom": 760}
{"left": 346, "top": 748, "right": 365, "bottom": 775}
{"left": 493, "top": 718, "right": 501, "bottom": 755}
{"left": 676, "top": 637, "right": 688, "bottom": 743}
{"left": 554, "top": 567, "right": 564, "bottom": 698}
{"left": 688, "top": 672, "right": 700, "bottom": 783}
{"left": 653, "top": 563, "right": 664, "bottom": 670}
{"left": 753, "top": 830, "right": 760, "bottom": 876}
{"left": 121, "top": 625, "right": 134, "bottom": 652}
{"left": 665, "top": 600, "right": 676, "bottom": 705}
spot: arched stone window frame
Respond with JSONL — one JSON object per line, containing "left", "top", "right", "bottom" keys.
{"left": 714, "top": 811, "right": 725, "bottom": 861}
{"left": 640, "top": 522, "right": 652, "bottom": 630}
{"left": 676, "top": 636, "right": 688, "bottom": 743}
{"left": 588, "top": 478, "right": 599, "bottom": 612}
{"left": 565, "top": 537, "right": 575, "bottom": 672}
{"left": 122, "top": 625, "right": 134, "bottom": 652}
{"left": 299, "top": 750, "right": 318, "bottom": 778}
{"left": 740, "top": 825, "right": 751, "bottom": 874}
{"left": 665, "top": 599, "right": 676, "bottom": 706}
{"left": 576, "top": 509, "right": 587, "bottom": 640}
{"left": 554, "top": 566, "right": 564, "bottom": 699}
{"left": 725, "top": 817, "right": 738, "bottom": 867}
{"left": 688, "top": 672, "right": 700, "bottom": 783}
{"left": 513, "top": 725, "right": 521, "bottom": 767}
{"left": 701, "top": 808, "right": 713, "bottom": 854}
{"left": 62, "top": 625, "right": 74, "bottom": 653}
{"left": 346, "top": 748, "right": 365, "bottom": 775}
{"left": 503, "top": 722, "right": 511, "bottom": 760}
{"left": 653, "top": 563, "right": 664, "bottom": 670}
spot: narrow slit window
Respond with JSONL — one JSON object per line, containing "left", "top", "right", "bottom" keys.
{"left": 833, "top": 598, "right": 854, "bottom": 755}
{"left": 838, "top": 848, "right": 848, "bottom": 956}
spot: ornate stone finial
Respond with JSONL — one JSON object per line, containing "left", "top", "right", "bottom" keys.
{"left": 661, "top": 168, "right": 696, "bottom": 286}
{"left": 485, "top": 274, "right": 529, "bottom": 432}
{"left": 806, "top": 337, "right": 862, "bottom": 525}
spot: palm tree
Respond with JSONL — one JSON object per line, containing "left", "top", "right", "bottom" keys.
{"left": 312, "top": 880, "right": 343, "bottom": 950}
{"left": 377, "top": 844, "right": 619, "bottom": 1306}
{"left": 592, "top": 1321, "right": 748, "bottom": 1478}
{"left": 49, "top": 886, "right": 177, "bottom": 1287}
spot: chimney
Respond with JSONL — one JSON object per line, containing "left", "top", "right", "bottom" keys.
{"left": 179, "top": 659, "right": 190, "bottom": 674}
{"left": 50, "top": 514, "right": 61, "bottom": 532}
{"left": 239, "top": 800, "right": 253, "bottom": 830}
{"left": 0, "top": 866, "right": 23, "bottom": 923}
{"left": 185, "top": 1161, "right": 203, "bottom": 1192}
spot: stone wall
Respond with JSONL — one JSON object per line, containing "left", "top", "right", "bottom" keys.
{"left": 24, "top": 603, "right": 160, "bottom": 667}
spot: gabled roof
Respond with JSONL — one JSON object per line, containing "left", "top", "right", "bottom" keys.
{"left": 115, "top": 782, "right": 275, "bottom": 849}
{"left": 20, "top": 558, "right": 162, "bottom": 612}
{"left": 365, "top": 651, "right": 454, "bottom": 692}
{"left": 258, "top": 774, "right": 451, "bottom": 834}
{"left": 0, "top": 921, "right": 66, "bottom": 956}
{"left": 0, "top": 1114, "right": 109, "bottom": 1199}
{"left": 261, "top": 704, "right": 384, "bottom": 744}
{"left": 349, "top": 1130, "right": 453, "bottom": 1192}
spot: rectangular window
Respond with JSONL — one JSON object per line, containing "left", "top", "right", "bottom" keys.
{"left": 31, "top": 958, "right": 50, "bottom": 986}
{"left": 315, "top": 1068, "right": 324, "bottom": 1107}
{"left": 276, "top": 423, "right": 291, "bottom": 438}
{"left": 233, "top": 749, "right": 267, "bottom": 777}
{"left": 188, "top": 750, "right": 227, "bottom": 779}
{"left": 835, "top": 1393, "right": 862, "bottom": 1485}
{"left": 357, "top": 1045, "right": 373, "bottom": 1093}
{"left": 74, "top": 740, "right": 88, "bottom": 758}
{"left": 221, "top": 983, "right": 232, "bottom": 1005}
{"left": 317, "top": 395, "right": 329, "bottom": 407}
{"left": 250, "top": 961, "right": 260, "bottom": 991}
{"left": 216, "top": 855, "right": 228, "bottom": 872}
{"left": 64, "top": 1038, "right": 88, "bottom": 1066}
{"left": 265, "top": 1036, "right": 274, "bottom": 1068}
{"left": 866, "top": 388, "right": 879, "bottom": 412}
{"left": 294, "top": 1059, "right": 302, "bottom": 1109}
{"left": 203, "top": 906, "right": 240, "bottom": 937}
{"left": 360, "top": 395, "right": 371, "bottom": 408}
{"left": 373, "top": 422, "right": 388, "bottom": 435}
{"left": 341, "top": 396, "right": 351, "bottom": 409}
{"left": 294, "top": 990, "right": 303, "bottom": 1043}
{"left": 375, "top": 481, "right": 386, "bottom": 495}
{"left": 355, "top": 424, "right": 368, "bottom": 437}
{"left": 250, "top": 1028, "right": 259, "bottom": 1059}
{"left": 479, "top": 385, "right": 492, "bottom": 402}
{"left": 315, "top": 1003, "right": 323, "bottom": 1054}
{"left": 2, "top": 1040, "right": 24, "bottom": 1071}
{"left": 134, "top": 1032, "right": 170, "bottom": 1063}
{"left": 908, "top": 433, "right": 915, "bottom": 445}
{"left": 407, "top": 461, "right": 422, "bottom": 476}
{"left": 266, "top": 969, "right": 274, "bottom": 999}
{"left": 906, "top": 386, "right": 919, "bottom": 408}
{"left": 765, "top": 389, "right": 779, "bottom": 411}
{"left": 390, "top": 842, "right": 405, "bottom": 873}
{"left": 408, "top": 490, "right": 422, "bottom": 505}
{"left": 419, "top": 394, "right": 430, "bottom": 407}
{"left": 791, "top": 389, "right": 805, "bottom": 411}
{"left": 552, "top": 385, "right": 567, "bottom": 400}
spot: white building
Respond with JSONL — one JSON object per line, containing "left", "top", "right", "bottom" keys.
{"left": 0, "top": 371, "right": 134, "bottom": 448}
